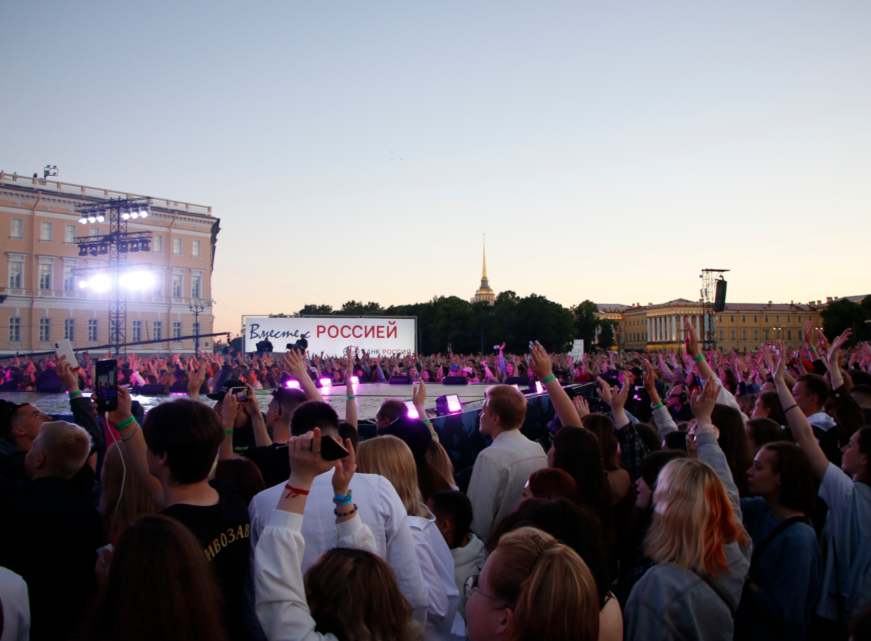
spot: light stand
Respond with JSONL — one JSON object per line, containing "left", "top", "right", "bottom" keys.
{"left": 189, "top": 300, "right": 214, "bottom": 352}
{"left": 700, "top": 268, "right": 729, "bottom": 350}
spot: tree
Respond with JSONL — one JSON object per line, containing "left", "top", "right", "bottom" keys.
{"left": 512, "top": 294, "right": 576, "bottom": 353}
{"left": 571, "top": 300, "right": 600, "bottom": 347}
{"left": 821, "top": 299, "right": 870, "bottom": 344}
{"left": 597, "top": 320, "right": 616, "bottom": 351}
{"left": 336, "top": 300, "right": 384, "bottom": 316}
{"left": 298, "top": 304, "right": 333, "bottom": 315}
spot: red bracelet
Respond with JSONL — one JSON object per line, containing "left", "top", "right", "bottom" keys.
{"left": 284, "top": 484, "right": 310, "bottom": 499}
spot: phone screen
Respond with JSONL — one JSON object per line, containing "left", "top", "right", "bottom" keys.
{"left": 95, "top": 359, "right": 118, "bottom": 413}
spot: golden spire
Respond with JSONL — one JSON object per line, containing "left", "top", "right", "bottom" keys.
{"left": 482, "top": 233, "right": 488, "bottom": 280}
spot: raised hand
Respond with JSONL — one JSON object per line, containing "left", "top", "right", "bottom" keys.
{"left": 331, "top": 438, "right": 357, "bottom": 498}
{"left": 689, "top": 377, "right": 720, "bottom": 426}
{"left": 572, "top": 395, "right": 590, "bottom": 419}
{"left": 528, "top": 341, "right": 554, "bottom": 380}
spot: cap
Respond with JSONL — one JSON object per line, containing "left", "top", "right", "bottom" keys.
{"left": 206, "top": 379, "right": 246, "bottom": 401}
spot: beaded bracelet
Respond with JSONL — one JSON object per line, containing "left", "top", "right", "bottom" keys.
{"left": 334, "top": 503, "right": 358, "bottom": 518}
{"left": 541, "top": 374, "right": 557, "bottom": 385}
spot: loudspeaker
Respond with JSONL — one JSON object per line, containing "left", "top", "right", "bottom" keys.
{"left": 443, "top": 376, "right": 469, "bottom": 385}
{"left": 136, "top": 384, "right": 170, "bottom": 396}
{"left": 36, "top": 383, "right": 64, "bottom": 393}
{"left": 505, "top": 376, "right": 529, "bottom": 385}
{"left": 389, "top": 375, "right": 411, "bottom": 385}
{"left": 714, "top": 280, "right": 727, "bottom": 313}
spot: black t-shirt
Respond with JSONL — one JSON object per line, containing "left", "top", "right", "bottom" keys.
{"left": 162, "top": 479, "right": 251, "bottom": 641}
{"left": 243, "top": 444, "right": 291, "bottom": 489}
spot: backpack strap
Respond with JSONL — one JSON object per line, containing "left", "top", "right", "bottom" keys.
{"left": 750, "top": 516, "right": 810, "bottom": 569}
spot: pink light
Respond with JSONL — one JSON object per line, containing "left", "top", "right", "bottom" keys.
{"left": 534, "top": 381, "right": 544, "bottom": 394}
{"left": 407, "top": 406, "right": 419, "bottom": 419}
{"left": 350, "top": 376, "right": 359, "bottom": 385}
{"left": 285, "top": 380, "right": 301, "bottom": 389}
{"left": 447, "top": 396, "right": 462, "bottom": 413}
{"left": 319, "top": 378, "right": 332, "bottom": 388}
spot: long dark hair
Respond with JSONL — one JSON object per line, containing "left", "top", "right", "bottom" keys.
{"left": 551, "top": 427, "right": 614, "bottom": 532}
{"left": 81, "top": 515, "right": 227, "bottom": 641}
{"left": 761, "top": 442, "right": 816, "bottom": 515}
{"left": 711, "top": 404, "right": 754, "bottom": 498}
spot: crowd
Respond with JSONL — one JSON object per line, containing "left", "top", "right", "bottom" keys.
{"left": 1, "top": 317, "right": 870, "bottom": 641}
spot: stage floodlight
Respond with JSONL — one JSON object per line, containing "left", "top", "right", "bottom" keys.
{"left": 139, "top": 206, "right": 149, "bottom": 218}
{"left": 285, "top": 380, "right": 301, "bottom": 389}
{"left": 119, "top": 271, "right": 155, "bottom": 291}
{"left": 130, "top": 211, "right": 139, "bottom": 219}
{"left": 90, "top": 274, "right": 111, "bottom": 293}
{"left": 78, "top": 217, "right": 88, "bottom": 224}
{"left": 78, "top": 280, "right": 89, "bottom": 289}
{"left": 88, "top": 216, "right": 97, "bottom": 223}
{"left": 406, "top": 405, "right": 420, "bottom": 419}
{"left": 96, "top": 215, "right": 105, "bottom": 222}
{"left": 350, "top": 376, "right": 359, "bottom": 385}
{"left": 121, "top": 213, "right": 130, "bottom": 220}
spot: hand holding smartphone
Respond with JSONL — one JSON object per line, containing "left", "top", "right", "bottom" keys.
{"left": 54, "top": 339, "right": 79, "bottom": 370}
{"left": 95, "top": 359, "right": 118, "bottom": 413}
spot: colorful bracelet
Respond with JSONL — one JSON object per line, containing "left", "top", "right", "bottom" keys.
{"left": 541, "top": 374, "right": 557, "bottom": 384}
{"left": 332, "top": 490, "right": 353, "bottom": 505}
{"left": 347, "top": 395, "right": 356, "bottom": 400}
{"left": 652, "top": 402, "right": 664, "bottom": 410}
{"left": 284, "top": 484, "right": 310, "bottom": 499}
{"left": 809, "top": 346, "right": 817, "bottom": 352}
{"left": 114, "top": 416, "right": 136, "bottom": 431}
{"left": 334, "top": 503, "right": 358, "bottom": 517}
{"left": 692, "top": 354, "right": 705, "bottom": 363}
{"left": 69, "top": 390, "right": 82, "bottom": 399}
{"left": 224, "top": 429, "right": 234, "bottom": 435}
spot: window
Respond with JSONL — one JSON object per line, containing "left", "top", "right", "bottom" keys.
{"left": 9, "top": 260, "right": 22, "bottom": 288}
{"left": 786, "top": 316, "right": 791, "bottom": 323}
{"left": 718, "top": 316, "right": 722, "bottom": 323}
{"left": 798, "top": 315, "right": 802, "bottom": 322}
{"left": 153, "top": 273, "right": 164, "bottom": 297}
{"left": 173, "top": 238, "right": 182, "bottom": 255}
{"left": 191, "top": 275, "right": 202, "bottom": 299}
{"left": 154, "top": 235, "right": 163, "bottom": 253}
{"left": 38, "top": 264, "right": 51, "bottom": 290}
{"left": 742, "top": 329, "right": 747, "bottom": 340}
{"left": 754, "top": 316, "right": 758, "bottom": 322}
{"left": 730, "top": 316, "right": 734, "bottom": 322}
{"left": 719, "top": 330, "right": 724, "bottom": 340}
{"left": 788, "top": 330, "right": 792, "bottom": 340}
{"left": 9, "top": 317, "right": 21, "bottom": 343}
{"left": 132, "top": 321, "right": 142, "bottom": 343}
{"left": 39, "top": 318, "right": 50, "bottom": 342}
{"left": 799, "top": 329, "right": 803, "bottom": 341}
{"left": 731, "top": 329, "right": 735, "bottom": 340}
{"left": 192, "top": 240, "right": 201, "bottom": 257}
{"left": 11, "top": 218, "right": 23, "bottom": 239}
{"left": 172, "top": 274, "right": 183, "bottom": 298}
{"left": 88, "top": 319, "right": 98, "bottom": 342}
{"left": 765, "top": 316, "right": 769, "bottom": 323}
{"left": 90, "top": 227, "right": 100, "bottom": 237}
{"left": 63, "top": 265, "right": 75, "bottom": 291}
{"left": 65, "top": 224, "right": 76, "bottom": 244}
{"left": 765, "top": 329, "right": 770, "bottom": 340}
{"left": 742, "top": 316, "right": 746, "bottom": 323}
{"left": 776, "top": 316, "right": 780, "bottom": 323}
{"left": 173, "top": 321, "right": 182, "bottom": 342}
{"left": 153, "top": 321, "right": 162, "bottom": 341}
{"left": 754, "top": 329, "right": 759, "bottom": 340}
{"left": 40, "top": 221, "right": 52, "bottom": 241}
{"left": 64, "top": 318, "right": 75, "bottom": 342}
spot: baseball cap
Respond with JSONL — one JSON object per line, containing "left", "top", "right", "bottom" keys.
{"left": 206, "top": 379, "right": 246, "bottom": 401}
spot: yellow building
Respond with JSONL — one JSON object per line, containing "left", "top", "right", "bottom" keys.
{"left": 470, "top": 239, "right": 495, "bottom": 305}
{"left": 0, "top": 171, "right": 219, "bottom": 355}
{"left": 597, "top": 299, "right": 822, "bottom": 352}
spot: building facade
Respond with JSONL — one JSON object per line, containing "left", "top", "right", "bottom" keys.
{"left": 470, "top": 241, "right": 495, "bottom": 305}
{"left": 0, "top": 171, "right": 219, "bottom": 355}
{"left": 597, "top": 299, "right": 822, "bottom": 352}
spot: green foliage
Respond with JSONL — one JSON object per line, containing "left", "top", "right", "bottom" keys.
{"left": 597, "top": 319, "right": 617, "bottom": 351}
{"left": 298, "top": 304, "right": 334, "bottom": 315}
{"left": 336, "top": 300, "right": 384, "bottom": 316}
{"left": 571, "top": 300, "right": 600, "bottom": 346}
{"left": 821, "top": 299, "right": 871, "bottom": 344}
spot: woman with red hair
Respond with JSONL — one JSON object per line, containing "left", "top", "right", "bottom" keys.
{"left": 624, "top": 379, "right": 751, "bottom": 640}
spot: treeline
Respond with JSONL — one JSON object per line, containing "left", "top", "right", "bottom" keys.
{"left": 295, "top": 294, "right": 617, "bottom": 354}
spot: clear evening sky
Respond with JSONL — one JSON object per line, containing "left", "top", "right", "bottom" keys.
{"left": 2, "top": 1, "right": 869, "bottom": 336}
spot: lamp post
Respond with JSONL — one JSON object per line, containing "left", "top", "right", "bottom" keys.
{"left": 189, "top": 300, "right": 213, "bottom": 352}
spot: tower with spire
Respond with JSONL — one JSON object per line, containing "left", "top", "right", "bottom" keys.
{"left": 471, "top": 234, "right": 496, "bottom": 305}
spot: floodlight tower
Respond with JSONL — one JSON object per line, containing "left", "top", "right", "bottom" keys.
{"left": 74, "top": 198, "right": 153, "bottom": 356}
{"left": 700, "top": 268, "right": 729, "bottom": 350}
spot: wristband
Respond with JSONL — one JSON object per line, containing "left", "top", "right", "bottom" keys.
{"left": 114, "top": 416, "right": 136, "bottom": 431}
{"left": 692, "top": 354, "right": 705, "bottom": 363}
{"left": 809, "top": 346, "right": 817, "bottom": 352}
{"left": 346, "top": 395, "right": 356, "bottom": 400}
{"left": 69, "top": 391, "right": 82, "bottom": 399}
{"left": 421, "top": 418, "right": 431, "bottom": 424}
{"left": 332, "top": 490, "right": 353, "bottom": 505}
{"left": 541, "top": 374, "right": 557, "bottom": 384}
{"left": 783, "top": 404, "right": 799, "bottom": 414}
{"left": 284, "top": 484, "right": 310, "bottom": 499}
{"left": 652, "top": 402, "right": 664, "bottom": 411}
{"left": 224, "top": 429, "right": 234, "bottom": 435}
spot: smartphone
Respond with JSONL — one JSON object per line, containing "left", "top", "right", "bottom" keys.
{"left": 230, "top": 387, "right": 248, "bottom": 404}
{"left": 320, "top": 435, "right": 349, "bottom": 461}
{"left": 54, "top": 339, "right": 79, "bottom": 370}
{"left": 95, "top": 359, "right": 118, "bottom": 413}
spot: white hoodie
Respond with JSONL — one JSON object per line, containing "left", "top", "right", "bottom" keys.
{"left": 450, "top": 533, "right": 487, "bottom": 620}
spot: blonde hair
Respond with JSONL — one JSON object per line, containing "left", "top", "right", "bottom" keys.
{"left": 357, "top": 436, "right": 426, "bottom": 517}
{"left": 425, "top": 440, "right": 454, "bottom": 484}
{"left": 38, "top": 421, "right": 91, "bottom": 479}
{"left": 645, "top": 458, "right": 750, "bottom": 577}
{"left": 489, "top": 527, "right": 599, "bottom": 641}
{"left": 100, "top": 442, "right": 159, "bottom": 544}
{"left": 485, "top": 384, "right": 528, "bottom": 429}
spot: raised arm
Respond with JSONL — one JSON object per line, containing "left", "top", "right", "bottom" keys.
{"left": 57, "top": 355, "right": 104, "bottom": 452}
{"left": 283, "top": 350, "right": 324, "bottom": 403}
{"left": 344, "top": 356, "right": 358, "bottom": 431}
{"left": 685, "top": 318, "right": 745, "bottom": 417}
{"left": 529, "top": 342, "right": 581, "bottom": 427}
{"left": 690, "top": 379, "right": 741, "bottom": 510}
{"left": 772, "top": 342, "right": 829, "bottom": 481}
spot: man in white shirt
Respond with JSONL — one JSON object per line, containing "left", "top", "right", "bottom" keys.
{"left": 466, "top": 385, "right": 547, "bottom": 540}
{"left": 247, "top": 401, "right": 428, "bottom": 632}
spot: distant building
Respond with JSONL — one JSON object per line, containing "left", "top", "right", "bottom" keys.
{"left": 0, "top": 171, "right": 219, "bottom": 355}
{"left": 471, "top": 239, "right": 495, "bottom": 305}
{"left": 595, "top": 299, "right": 825, "bottom": 352}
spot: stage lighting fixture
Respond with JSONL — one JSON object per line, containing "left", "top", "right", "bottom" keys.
{"left": 285, "top": 380, "right": 301, "bottom": 389}
{"left": 447, "top": 396, "right": 462, "bottom": 412}
{"left": 98, "top": 244, "right": 109, "bottom": 255}
{"left": 88, "top": 216, "right": 97, "bottom": 223}
{"left": 119, "top": 271, "right": 155, "bottom": 291}
{"left": 534, "top": 381, "right": 544, "bottom": 394}
{"left": 350, "top": 376, "right": 360, "bottom": 385}
{"left": 88, "top": 246, "right": 98, "bottom": 256}
{"left": 78, "top": 217, "right": 88, "bottom": 224}
{"left": 96, "top": 215, "right": 105, "bottom": 222}
{"left": 78, "top": 280, "right": 88, "bottom": 289}
{"left": 139, "top": 206, "right": 149, "bottom": 218}
{"left": 406, "top": 406, "right": 420, "bottom": 419}
{"left": 90, "top": 274, "right": 111, "bottom": 293}
{"left": 130, "top": 211, "right": 139, "bottom": 219}
{"left": 78, "top": 247, "right": 88, "bottom": 257}
{"left": 319, "top": 378, "right": 332, "bottom": 389}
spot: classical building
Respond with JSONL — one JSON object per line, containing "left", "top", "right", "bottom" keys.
{"left": 470, "top": 239, "right": 495, "bottom": 305}
{"left": 0, "top": 171, "right": 219, "bottom": 355}
{"left": 596, "top": 299, "right": 823, "bottom": 352}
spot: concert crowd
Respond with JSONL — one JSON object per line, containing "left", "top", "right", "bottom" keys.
{"left": 0, "top": 318, "right": 870, "bottom": 641}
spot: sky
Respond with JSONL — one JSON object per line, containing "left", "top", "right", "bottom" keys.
{"left": 2, "top": 1, "right": 869, "bottom": 335}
